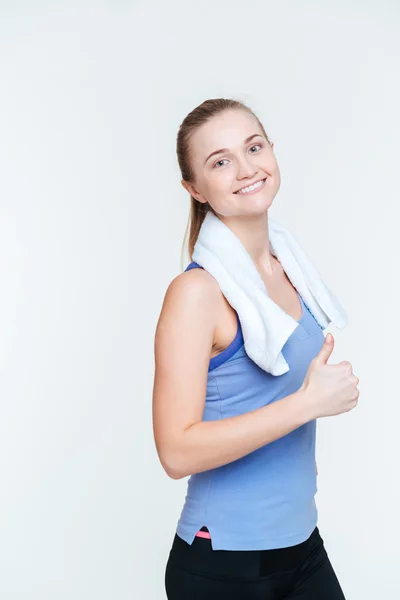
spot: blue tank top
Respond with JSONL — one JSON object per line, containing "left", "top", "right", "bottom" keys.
{"left": 175, "top": 261, "right": 326, "bottom": 551}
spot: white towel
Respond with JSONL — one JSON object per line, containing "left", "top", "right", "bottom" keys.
{"left": 192, "top": 211, "right": 348, "bottom": 376}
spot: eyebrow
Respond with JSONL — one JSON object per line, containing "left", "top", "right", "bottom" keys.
{"left": 203, "top": 133, "right": 264, "bottom": 166}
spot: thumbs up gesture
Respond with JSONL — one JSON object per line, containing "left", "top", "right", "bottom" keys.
{"left": 300, "top": 333, "right": 360, "bottom": 419}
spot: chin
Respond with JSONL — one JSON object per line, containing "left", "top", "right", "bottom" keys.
{"left": 240, "top": 194, "right": 273, "bottom": 213}
{"left": 214, "top": 194, "right": 273, "bottom": 219}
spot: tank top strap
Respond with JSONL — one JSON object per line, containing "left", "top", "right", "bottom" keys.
{"left": 184, "top": 261, "right": 204, "bottom": 272}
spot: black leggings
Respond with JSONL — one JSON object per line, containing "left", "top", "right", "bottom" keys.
{"left": 165, "top": 526, "right": 346, "bottom": 599}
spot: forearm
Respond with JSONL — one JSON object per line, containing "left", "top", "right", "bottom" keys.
{"left": 168, "top": 388, "right": 314, "bottom": 479}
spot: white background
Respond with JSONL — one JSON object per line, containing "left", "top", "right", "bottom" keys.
{"left": 0, "top": 1, "right": 399, "bottom": 598}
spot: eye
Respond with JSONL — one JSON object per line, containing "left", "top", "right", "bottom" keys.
{"left": 249, "top": 144, "right": 262, "bottom": 153}
{"left": 212, "top": 144, "right": 263, "bottom": 168}
{"left": 213, "top": 158, "right": 229, "bottom": 168}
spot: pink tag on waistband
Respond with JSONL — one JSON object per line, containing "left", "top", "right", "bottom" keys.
{"left": 195, "top": 530, "right": 211, "bottom": 539}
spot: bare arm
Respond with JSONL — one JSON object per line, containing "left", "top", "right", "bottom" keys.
{"left": 152, "top": 269, "right": 314, "bottom": 480}
{"left": 169, "top": 390, "right": 312, "bottom": 479}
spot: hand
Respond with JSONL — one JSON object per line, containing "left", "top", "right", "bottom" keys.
{"left": 300, "top": 333, "right": 360, "bottom": 419}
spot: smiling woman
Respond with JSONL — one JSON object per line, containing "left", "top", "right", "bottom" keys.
{"left": 153, "top": 98, "right": 355, "bottom": 600}
{"left": 178, "top": 105, "right": 280, "bottom": 228}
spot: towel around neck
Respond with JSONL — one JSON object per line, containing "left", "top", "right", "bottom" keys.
{"left": 191, "top": 211, "right": 348, "bottom": 376}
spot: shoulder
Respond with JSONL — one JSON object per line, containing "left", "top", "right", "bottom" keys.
{"left": 153, "top": 267, "right": 221, "bottom": 399}
{"left": 165, "top": 265, "right": 221, "bottom": 312}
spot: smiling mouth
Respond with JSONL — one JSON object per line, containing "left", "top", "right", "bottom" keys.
{"left": 234, "top": 178, "right": 268, "bottom": 195}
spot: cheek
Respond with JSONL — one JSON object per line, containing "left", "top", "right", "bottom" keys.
{"left": 274, "top": 164, "right": 281, "bottom": 185}
{"left": 214, "top": 170, "right": 235, "bottom": 193}
{"left": 270, "top": 157, "right": 280, "bottom": 176}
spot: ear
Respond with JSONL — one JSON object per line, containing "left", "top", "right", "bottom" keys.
{"left": 270, "top": 141, "right": 274, "bottom": 151}
{"left": 181, "top": 179, "right": 207, "bottom": 204}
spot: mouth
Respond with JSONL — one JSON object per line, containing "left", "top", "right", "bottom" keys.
{"left": 234, "top": 177, "right": 268, "bottom": 195}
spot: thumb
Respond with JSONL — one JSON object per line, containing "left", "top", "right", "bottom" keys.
{"left": 314, "top": 333, "right": 334, "bottom": 366}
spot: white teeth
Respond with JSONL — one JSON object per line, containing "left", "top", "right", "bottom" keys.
{"left": 236, "top": 179, "right": 265, "bottom": 194}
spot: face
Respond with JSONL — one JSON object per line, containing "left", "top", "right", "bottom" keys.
{"left": 182, "top": 109, "right": 281, "bottom": 219}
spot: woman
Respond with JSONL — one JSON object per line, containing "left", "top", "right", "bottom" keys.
{"left": 152, "top": 98, "right": 359, "bottom": 599}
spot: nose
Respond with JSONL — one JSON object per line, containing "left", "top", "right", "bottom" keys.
{"left": 236, "top": 155, "right": 257, "bottom": 180}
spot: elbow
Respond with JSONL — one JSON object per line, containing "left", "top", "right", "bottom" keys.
{"left": 160, "top": 452, "right": 187, "bottom": 480}
{"left": 167, "top": 468, "right": 185, "bottom": 480}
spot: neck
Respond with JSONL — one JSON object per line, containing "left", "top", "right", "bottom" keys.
{"left": 218, "top": 211, "right": 277, "bottom": 275}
